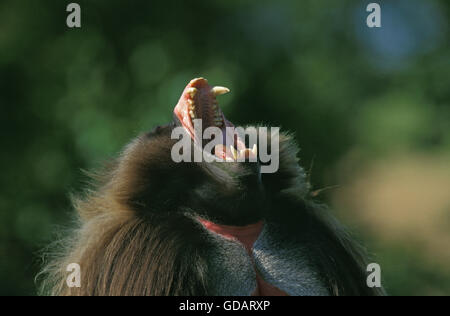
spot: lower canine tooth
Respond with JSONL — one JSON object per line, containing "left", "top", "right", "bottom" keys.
{"left": 230, "top": 146, "right": 238, "bottom": 160}
{"left": 252, "top": 144, "right": 257, "bottom": 155}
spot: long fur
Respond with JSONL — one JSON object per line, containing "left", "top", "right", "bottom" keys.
{"left": 37, "top": 124, "right": 384, "bottom": 296}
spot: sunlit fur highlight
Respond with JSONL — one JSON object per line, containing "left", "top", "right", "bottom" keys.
{"left": 37, "top": 125, "right": 385, "bottom": 296}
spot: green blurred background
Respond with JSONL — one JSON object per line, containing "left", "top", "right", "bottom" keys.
{"left": 0, "top": 0, "right": 449, "bottom": 295}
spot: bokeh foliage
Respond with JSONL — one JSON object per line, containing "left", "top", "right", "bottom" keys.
{"left": 0, "top": 0, "right": 449, "bottom": 295}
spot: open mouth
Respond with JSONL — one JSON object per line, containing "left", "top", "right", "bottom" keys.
{"left": 174, "top": 78, "right": 257, "bottom": 161}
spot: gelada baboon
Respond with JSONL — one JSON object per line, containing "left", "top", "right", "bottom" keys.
{"left": 38, "top": 78, "right": 384, "bottom": 296}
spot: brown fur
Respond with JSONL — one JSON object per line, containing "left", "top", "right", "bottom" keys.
{"left": 37, "top": 123, "right": 385, "bottom": 296}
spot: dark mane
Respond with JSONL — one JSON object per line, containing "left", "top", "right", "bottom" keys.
{"left": 37, "top": 124, "right": 384, "bottom": 296}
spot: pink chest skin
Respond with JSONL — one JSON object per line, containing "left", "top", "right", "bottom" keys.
{"left": 198, "top": 219, "right": 288, "bottom": 296}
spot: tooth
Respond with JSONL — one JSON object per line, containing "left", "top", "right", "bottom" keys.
{"left": 189, "top": 78, "right": 207, "bottom": 85}
{"left": 187, "top": 87, "right": 197, "bottom": 98}
{"left": 252, "top": 144, "right": 257, "bottom": 155}
{"left": 211, "top": 86, "right": 230, "bottom": 97}
{"left": 189, "top": 110, "right": 195, "bottom": 118}
{"left": 230, "top": 146, "right": 238, "bottom": 160}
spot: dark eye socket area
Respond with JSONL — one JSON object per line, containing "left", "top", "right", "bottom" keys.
{"left": 146, "top": 123, "right": 174, "bottom": 138}
{"left": 151, "top": 125, "right": 163, "bottom": 134}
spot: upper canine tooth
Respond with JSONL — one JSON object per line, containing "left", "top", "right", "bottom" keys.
{"left": 211, "top": 86, "right": 230, "bottom": 97}
{"left": 186, "top": 87, "right": 197, "bottom": 98}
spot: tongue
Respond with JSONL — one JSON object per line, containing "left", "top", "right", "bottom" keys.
{"left": 173, "top": 78, "right": 251, "bottom": 161}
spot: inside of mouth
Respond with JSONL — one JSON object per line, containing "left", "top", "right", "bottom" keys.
{"left": 173, "top": 78, "right": 253, "bottom": 161}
